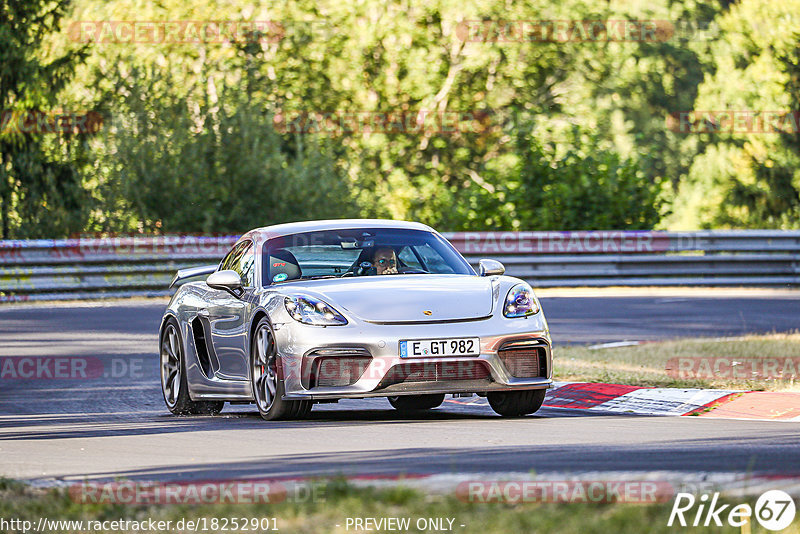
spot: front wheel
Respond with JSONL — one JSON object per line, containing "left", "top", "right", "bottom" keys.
{"left": 251, "top": 318, "right": 311, "bottom": 421}
{"left": 388, "top": 394, "right": 445, "bottom": 411}
{"left": 487, "top": 389, "right": 547, "bottom": 417}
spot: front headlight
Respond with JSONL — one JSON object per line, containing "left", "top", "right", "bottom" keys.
{"left": 503, "top": 283, "right": 540, "bottom": 318}
{"left": 284, "top": 296, "right": 348, "bottom": 326}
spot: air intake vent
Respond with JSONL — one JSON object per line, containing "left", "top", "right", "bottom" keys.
{"left": 314, "top": 357, "right": 371, "bottom": 387}
{"left": 191, "top": 318, "right": 213, "bottom": 377}
{"left": 379, "top": 361, "right": 490, "bottom": 388}
{"left": 498, "top": 339, "right": 548, "bottom": 378}
{"left": 304, "top": 347, "right": 372, "bottom": 388}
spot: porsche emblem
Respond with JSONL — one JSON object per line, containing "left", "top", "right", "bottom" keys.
{"left": 423, "top": 310, "right": 433, "bottom": 316}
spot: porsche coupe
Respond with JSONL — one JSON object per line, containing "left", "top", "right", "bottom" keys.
{"left": 159, "top": 219, "right": 553, "bottom": 420}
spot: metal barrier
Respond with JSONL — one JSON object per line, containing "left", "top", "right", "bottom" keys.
{"left": 0, "top": 236, "right": 237, "bottom": 302}
{"left": 447, "top": 230, "right": 800, "bottom": 287}
{"left": 0, "top": 230, "right": 798, "bottom": 302}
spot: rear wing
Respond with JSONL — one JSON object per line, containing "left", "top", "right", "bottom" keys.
{"left": 170, "top": 264, "right": 218, "bottom": 288}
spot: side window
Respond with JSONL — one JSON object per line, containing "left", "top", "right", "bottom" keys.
{"left": 414, "top": 243, "right": 455, "bottom": 273}
{"left": 218, "top": 241, "right": 255, "bottom": 287}
{"left": 238, "top": 242, "right": 256, "bottom": 287}
{"left": 219, "top": 243, "right": 243, "bottom": 272}
{"left": 397, "top": 246, "right": 423, "bottom": 270}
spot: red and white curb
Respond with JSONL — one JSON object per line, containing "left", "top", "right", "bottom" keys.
{"left": 543, "top": 382, "right": 800, "bottom": 421}
{"left": 447, "top": 382, "right": 800, "bottom": 421}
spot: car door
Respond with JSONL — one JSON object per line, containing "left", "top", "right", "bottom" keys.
{"left": 204, "top": 240, "right": 256, "bottom": 380}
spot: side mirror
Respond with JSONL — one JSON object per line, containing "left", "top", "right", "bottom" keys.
{"left": 478, "top": 259, "right": 505, "bottom": 277}
{"left": 207, "top": 269, "right": 244, "bottom": 298}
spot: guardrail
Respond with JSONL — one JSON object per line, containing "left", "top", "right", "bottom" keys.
{"left": 0, "top": 230, "right": 798, "bottom": 302}
{"left": 448, "top": 230, "right": 800, "bottom": 288}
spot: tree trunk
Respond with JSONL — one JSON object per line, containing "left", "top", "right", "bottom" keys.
{"left": 0, "top": 151, "right": 9, "bottom": 239}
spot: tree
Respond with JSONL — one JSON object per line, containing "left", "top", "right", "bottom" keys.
{"left": 90, "top": 51, "right": 357, "bottom": 234}
{"left": 476, "top": 125, "right": 665, "bottom": 230}
{"left": 0, "top": 0, "right": 89, "bottom": 238}
{"left": 668, "top": 0, "right": 800, "bottom": 229}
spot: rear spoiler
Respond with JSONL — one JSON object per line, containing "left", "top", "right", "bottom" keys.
{"left": 170, "top": 264, "right": 218, "bottom": 288}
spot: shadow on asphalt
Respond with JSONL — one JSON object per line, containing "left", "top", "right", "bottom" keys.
{"left": 54, "top": 433, "right": 800, "bottom": 483}
{"left": 0, "top": 408, "right": 513, "bottom": 441}
{"left": 0, "top": 386, "right": 650, "bottom": 441}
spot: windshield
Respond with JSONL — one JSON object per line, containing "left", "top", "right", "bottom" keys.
{"left": 261, "top": 228, "right": 474, "bottom": 284}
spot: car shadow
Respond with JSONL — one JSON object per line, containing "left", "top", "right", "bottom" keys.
{"left": 0, "top": 403, "right": 518, "bottom": 441}
{"left": 48, "top": 432, "right": 800, "bottom": 485}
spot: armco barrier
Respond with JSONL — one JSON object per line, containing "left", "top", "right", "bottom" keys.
{"left": 0, "top": 235, "right": 237, "bottom": 302}
{"left": 0, "top": 230, "right": 798, "bottom": 302}
{"left": 446, "top": 230, "right": 800, "bottom": 287}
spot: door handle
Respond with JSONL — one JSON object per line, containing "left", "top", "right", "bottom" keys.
{"left": 197, "top": 310, "right": 209, "bottom": 317}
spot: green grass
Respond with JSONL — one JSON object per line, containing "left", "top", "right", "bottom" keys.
{"left": 2, "top": 478, "right": 797, "bottom": 534}
{"left": 554, "top": 333, "right": 800, "bottom": 391}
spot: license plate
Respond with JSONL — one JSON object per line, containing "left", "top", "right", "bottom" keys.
{"left": 399, "top": 337, "right": 481, "bottom": 358}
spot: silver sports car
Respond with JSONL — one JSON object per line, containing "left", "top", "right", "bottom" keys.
{"left": 159, "top": 219, "right": 552, "bottom": 420}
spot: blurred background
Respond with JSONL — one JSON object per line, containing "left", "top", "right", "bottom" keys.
{"left": 1, "top": 0, "right": 799, "bottom": 239}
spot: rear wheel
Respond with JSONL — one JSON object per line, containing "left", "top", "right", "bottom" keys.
{"left": 388, "top": 394, "right": 445, "bottom": 411}
{"left": 160, "top": 318, "right": 224, "bottom": 415}
{"left": 251, "top": 318, "right": 311, "bottom": 420}
{"left": 487, "top": 389, "right": 546, "bottom": 417}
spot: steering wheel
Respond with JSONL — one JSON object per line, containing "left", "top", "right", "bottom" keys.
{"left": 341, "top": 261, "right": 373, "bottom": 277}
{"left": 356, "top": 261, "right": 373, "bottom": 276}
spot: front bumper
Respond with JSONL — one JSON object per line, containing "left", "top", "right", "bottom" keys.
{"left": 274, "top": 312, "right": 552, "bottom": 400}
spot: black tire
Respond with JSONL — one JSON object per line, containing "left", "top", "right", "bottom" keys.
{"left": 487, "top": 389, "right": 546, "bottom": 417}
{"left": 160, "top": 318, "right": 224, "bottom": 416}
{"left": 388, "top": 394, "right": 446, "bottom": 411}
{"left": 251, "top": 317, "right": 311, "bottom": 421}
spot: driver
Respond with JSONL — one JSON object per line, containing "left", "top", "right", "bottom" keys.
{"left": 373, "top": 247, "right": 398, "bottom": 275}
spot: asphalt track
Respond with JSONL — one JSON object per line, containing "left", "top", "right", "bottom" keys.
{"left": 1, "top": 294, "right": 799, "bottom": 485}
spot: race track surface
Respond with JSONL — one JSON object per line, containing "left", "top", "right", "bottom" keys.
{"left": 1, "top": 295, "right": 799, "bottom": 485}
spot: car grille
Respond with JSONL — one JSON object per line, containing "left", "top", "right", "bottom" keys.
{"left": 378, "top": 360, "right": 490, "bottom": 388}
{"left": 304, "top": 348, "right": 372, "bottom": 388}
{"left": 497, "top": 339, "right": 549, "bottom": 378}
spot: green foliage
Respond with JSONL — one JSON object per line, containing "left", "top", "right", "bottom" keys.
{"left": 510, "top": 132, "right": 665, "bottom": 231}
{"left": 666, "top": 0, "right": 800, "bottom": 229}
{"left": 2, "top": 0, "right": 799, "bottom": 237}
{"left": 464, "top": 125, "right": 665, "bottom": 230}
{"left": 88, "top": 60, "right": 357, "bottom": 234}
{"left": 0, "top": 0, "right": 90, "bottom": 238}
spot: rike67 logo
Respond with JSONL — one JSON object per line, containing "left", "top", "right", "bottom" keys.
{"left": 669, "top": 490, "right": 796, "bottom": 531}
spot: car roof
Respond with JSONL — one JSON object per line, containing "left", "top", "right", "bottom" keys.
{"left": 246, "top": 219, "right": 435, "bottom": 241}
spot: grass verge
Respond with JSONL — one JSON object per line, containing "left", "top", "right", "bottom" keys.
{"left": 554, "top": 332, "right": 800, "bottom": 391}
{"left": 1, "top": 478, "right": 797, "bottom": 534}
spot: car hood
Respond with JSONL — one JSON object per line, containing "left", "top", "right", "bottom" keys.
{"left": 278, "top": 274, "right": 496, "bottom": 323}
